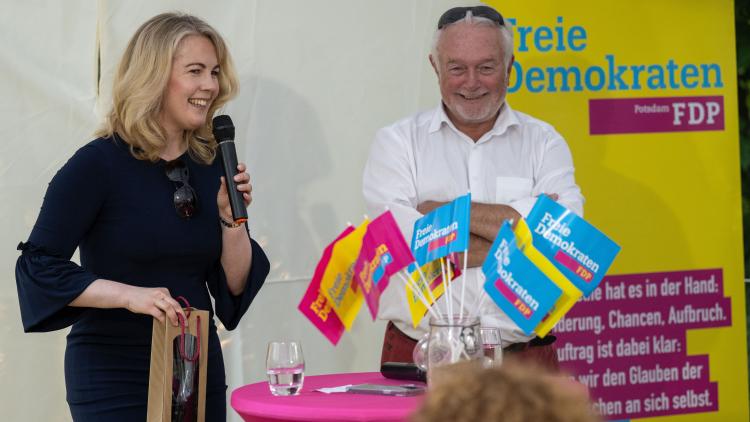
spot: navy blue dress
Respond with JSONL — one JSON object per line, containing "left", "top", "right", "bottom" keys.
{"left": 15, "top": 135, "right": 269, "bottom": 421}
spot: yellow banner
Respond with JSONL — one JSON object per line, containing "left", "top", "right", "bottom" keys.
{"left": 484, "top": 0, "right": 747, "bottom": 420}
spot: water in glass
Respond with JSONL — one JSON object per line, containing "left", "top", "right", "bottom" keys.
{"left": 266, "top": 365, "right": 305, "bottom": 396}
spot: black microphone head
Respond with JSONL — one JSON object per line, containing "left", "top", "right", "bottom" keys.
{"left": 212, "top": 115, "right": 235, "bottom": 142}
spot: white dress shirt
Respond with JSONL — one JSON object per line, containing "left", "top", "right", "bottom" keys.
{"left": 362, "top": 102, "right": 584, "bottom": 346}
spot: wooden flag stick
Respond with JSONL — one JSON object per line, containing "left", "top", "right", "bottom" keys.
{"left": 473, "top": 290, "right": 489, "bottom": 319}
{"left": 458, "top": 250, "right": 468, "bottom": 317}
{"left": 446, "top": 257, "right": 457, "bottom": 317}
{"left": 397, "top": 271, "right": 440, "bottom": 320}
{"left": 414, "top": 265, "right": 438, "bottom": 305}
{"left": 397, "top": 269, "right": 432, "bottom": 307}
{"left": 440, "top": 257, "right": 452, "bottom": 317}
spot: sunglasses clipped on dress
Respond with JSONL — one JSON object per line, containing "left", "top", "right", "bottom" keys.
{"left": 164, "top": 159, "right": 197, "bottom": 219}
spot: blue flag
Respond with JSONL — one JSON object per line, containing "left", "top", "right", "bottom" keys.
{"left": 482, "top": 222, "right": 562, "bottom": 335}
{"left": 411, "top": 193, "right": 471, "bottom": 266}
{"left": 526, "top": 195, "right": 621, "bottom": 297}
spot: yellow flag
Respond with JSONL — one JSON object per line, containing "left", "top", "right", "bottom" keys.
{"left": 513, "top": 219, "right": 582, "bottom": 337}
{"left": 320, "top": 220, "right": 369, "bottom": 330}
{"left": 405, "top": 260, "right": 458, "bottom": 328}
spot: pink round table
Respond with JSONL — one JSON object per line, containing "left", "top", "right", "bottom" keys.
{"left": 231, "top": 372, "right": 425, "bottom": 422}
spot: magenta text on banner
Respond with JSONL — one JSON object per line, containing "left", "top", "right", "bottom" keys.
{"left": 554, "top": 268, "right": 731, "bottom": 420}
{"left": 589, "top": 96, "right": 724, "bottom": 135}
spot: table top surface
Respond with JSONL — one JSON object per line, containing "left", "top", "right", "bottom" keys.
{"left": 231, "top": 372, "right": 425, "bottom": 422}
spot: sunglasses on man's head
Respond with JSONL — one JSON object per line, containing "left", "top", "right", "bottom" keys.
{"left": 437, "top": 6, "right": 504, "bottom": 29}
{"left": 164, "top": 159, "right": 197, "bottom": 219}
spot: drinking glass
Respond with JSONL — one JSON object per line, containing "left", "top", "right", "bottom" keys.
{"left": 412, "top": 314, "right": 484, "bottom": 385}
{"left": 480, "top": 327, "right": 503, "bottom": 366}
{"left": 266, "top": 341, "right": 305, "bottom": 396}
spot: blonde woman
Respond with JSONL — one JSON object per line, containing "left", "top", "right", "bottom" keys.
{"left": 15, "top": 13, "right": 269, "bottom": 421}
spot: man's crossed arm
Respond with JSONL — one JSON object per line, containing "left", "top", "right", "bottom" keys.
{"left": 416, "top": 195, "right": 558, "bottom": 268}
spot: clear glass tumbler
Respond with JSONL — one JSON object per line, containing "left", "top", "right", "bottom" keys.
{"left": 266, "top": 341, "right": 305, "bottom": 396}
{"left": 480, "top": 327, "right": 503, "bottom": 366}
{"left": 413, "top": 314, "right": 484, "bottom": 385}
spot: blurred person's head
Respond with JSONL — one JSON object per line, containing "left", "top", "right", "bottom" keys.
{"left": 411, "top": 359, "right": 600, "bottom": 422}
{"left": 97, "top": 12, "right": 239, "bottom": 163}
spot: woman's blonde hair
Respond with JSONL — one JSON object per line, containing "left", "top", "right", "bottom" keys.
{"left": 96, "top": 12, "right": 239, "bottom": 164}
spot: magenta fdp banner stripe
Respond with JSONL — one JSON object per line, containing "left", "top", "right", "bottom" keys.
{"left": 589, "top": 96, "right": 724, "bottom": 135}
{"left": 494, "top": 278, "right": 533, "bottom": 319}
{"left": 554, "top": 249, "right": 594, "bottom": 282}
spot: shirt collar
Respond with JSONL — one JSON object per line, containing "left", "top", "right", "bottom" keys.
{"left": 428, "top": 101, "right": 521, "bottom": 141}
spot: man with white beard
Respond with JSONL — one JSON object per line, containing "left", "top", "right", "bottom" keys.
{"left": 363, "top": 5, "right": 584, "bottom": 370}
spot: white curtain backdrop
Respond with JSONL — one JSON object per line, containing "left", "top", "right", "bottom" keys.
{"left": 0, "top": 0, "right": 466, "bottom": 420}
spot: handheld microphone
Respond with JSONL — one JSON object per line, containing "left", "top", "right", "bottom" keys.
{"left": 212, "top": 115, "right": 248, "bottom": 224}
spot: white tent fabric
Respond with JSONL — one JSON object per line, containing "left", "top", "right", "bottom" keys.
{"left": 0, "top": 0, "right": 461, "bottom": 420}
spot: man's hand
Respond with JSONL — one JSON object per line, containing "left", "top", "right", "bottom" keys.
{"left": 416, "top": 193, "right": 559, "bottom": 244}
{"left": 417, "top": 200, "right": 445, "bottom": 215}
{"left": 449, "top": 235, "right": 493, "bottom": 268}
{"left": 471, "top": 203, "right": 520, "bottom": 241}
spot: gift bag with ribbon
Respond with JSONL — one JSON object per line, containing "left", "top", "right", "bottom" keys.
{"left": 147, "top": 296, "right": 209, "bottom": 422}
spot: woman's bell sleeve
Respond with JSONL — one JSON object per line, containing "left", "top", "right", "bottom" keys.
{"left": 15, "top": 144, "right": 108, "bottom": 332}
{"left": 206, "top": 237, "right": 270, "bottom": 330}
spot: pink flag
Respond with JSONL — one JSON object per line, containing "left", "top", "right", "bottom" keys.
{"left": 298, "top": 226, "right": 354, "bottom": 345}
{"left": 353, "top": 211, "right": 415, "bottom": 319}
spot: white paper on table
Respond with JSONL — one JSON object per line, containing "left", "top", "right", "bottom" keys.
{"left": 315, "top": 384, "right": 353, "bottom": 394}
